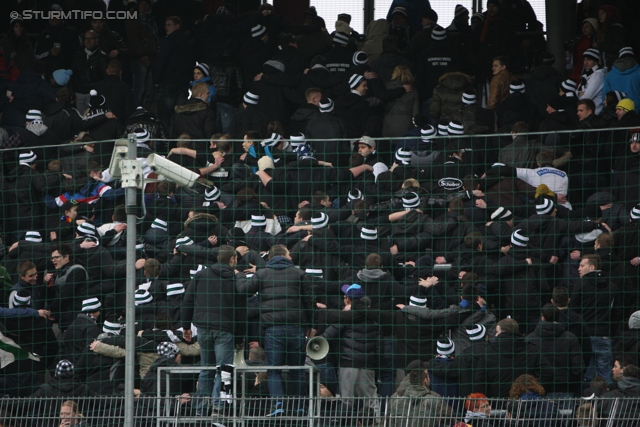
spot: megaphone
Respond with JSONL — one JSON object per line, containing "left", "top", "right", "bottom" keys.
{"left": 146, "top": 153, "right": 200, "bottom": 188}
{"left": 306, "top": 337, "right": 329, "bottom": 361}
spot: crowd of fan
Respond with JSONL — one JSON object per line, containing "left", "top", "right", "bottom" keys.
{"left": 1, "top": 0, "right": 640, "bottom": 424}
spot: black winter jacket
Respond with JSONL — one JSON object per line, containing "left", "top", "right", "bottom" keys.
{"left": 62, "top": 314, "right": 101, "bottom": 365}
{"left": 475, "top": 332, "right": 540, "bottom": 398}
{"left": 182, "top": 263, "right": 246, "bottom": 335}
{"left": 31, "top": 375, "right": 95, "bottom": 398}
{"left": 526, "top": 322, "right": 584, "bottom": 393}
{"left": 2, "top": 164, "right": 48, "bottom": 233}
{"left": 556, "top": 308, "right": 593, "bottom": 367}
{"left": 569, "top": 270, "right": 621, "bottom": 337}
{"left": 42, "top": 101, "right": 107, "bottom": 141}
{"left": 70, "top": 49, "right": 108, "bottom": 93}
{"left": 171, "top": 97, "right": 215, "bottom": 144}
{"left": 335, "top": 92, "right": 372, "bottom": 138}
{"left": 322, "top": 304, "right": 379, "bottom": 369}
{"left": 239, "top": 256, "right": 314, "bottom": 328}
{"left": 152, "top": 29, "right": 195, "bottom": 86}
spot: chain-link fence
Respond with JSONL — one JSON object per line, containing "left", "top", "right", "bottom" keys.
{"left": 1, "top": 128, "right": 639, "bottom": 426}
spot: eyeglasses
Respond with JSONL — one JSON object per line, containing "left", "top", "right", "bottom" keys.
{"left": 51, "top": 255, "right": 63, "bottom": 260}
{"left": 85, "top": 37, "right": 98, "bottom": 40}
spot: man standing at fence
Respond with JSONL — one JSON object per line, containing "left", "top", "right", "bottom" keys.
{"left": 569, "top": 254, "right": 621, "bottom": 384}
{"left": 182, "top": 245, "right": 246, "bottom": 415}
{"left": 238, "top": 244, "right": 314, "bottom": 416}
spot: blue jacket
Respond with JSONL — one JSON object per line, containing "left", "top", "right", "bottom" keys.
{"left": 603, "top": 59, "right": 640, "bottom": 108}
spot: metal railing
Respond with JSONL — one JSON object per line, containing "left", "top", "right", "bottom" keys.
{"left": 1, "top": 396, "right": 639, "bottom": 427}
{"left": 157, "top": 365, "right": 321, "bottom": 426}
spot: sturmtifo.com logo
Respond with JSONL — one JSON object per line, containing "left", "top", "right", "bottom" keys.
{"left": 13, "top": 10, "right": 137, "bottom": 20}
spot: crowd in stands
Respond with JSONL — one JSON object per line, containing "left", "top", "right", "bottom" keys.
{"left": 1, "top": 0, "right": 640, "bottom": 424}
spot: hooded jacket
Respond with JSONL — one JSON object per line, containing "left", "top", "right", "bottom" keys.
{"left": 389, "top": 384, "right": 452, "bottom": 427}
{"left": 526, "top": 322, "right": 584, "bottom": 393}
{"left": 362, "top": 19, "right": 389, "bottom": 62}
{"left": 475, "top": 331, "right": 540, "bottom": 398}
{"left": 603, "top": 57, "right": 640, "bottom": 108}
{"left": 429, "top": 72, "right": 472, "bottom": 122}
{"left": 383, "top": 80, "right": 420, "bottom": 137}
{"left": 171, "top": 97, "right": 215, "bottom": 144}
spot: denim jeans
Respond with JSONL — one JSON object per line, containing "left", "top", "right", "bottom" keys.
{"left": 155, "top": 82, "right": 188, "bottom": 136}
{"left": 379, "top": 338, "right": 395, "bottom": 398}
{"left": 216, "top": 102, "right": 236, "bottom": 134}
{"left": 585, "top": 336, "right": 612, "bottom": 383}
{"left": 264, "top": 325, "right": 306, "bottom": 399}
{"left": 131, "top": 59, "right": 153, "bottom": 108}
{"left": 195, "top": 328, "right": 234, "bottom": 413}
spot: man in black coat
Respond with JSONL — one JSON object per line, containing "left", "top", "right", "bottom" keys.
{"left": 526, "top": 304, "right": 584, "bottom": 397}
{"left": 239, "top": 24, "right": 271, "bottom": 93}
{"left": 62, "top": 297, "right": 102, "bottom": 365}
{"left": 538, "top": 96, "right": 574, "bottom": 146}
{"left": 305, "top": 97, "right": 348, "bottom": 167}
{"left": 253, "top": 60, "right": 295, "bottom": 125}
{"left": 30, "top": 359, "right": 94, "bottom": 398}
{"left": 152, "top": 16, "right": 195, "bottom": 135}
{"left": 415, "top": 26, "right": 461, "bottom": 104}
{"left": 335, "top": 74, "right": 381, "bottom": 138}
{"left": 289, "top": 87, "right": 321, "bottom": 137}
{"left": 322, "top": 288, "right": 379, "bottom": 414}
{"left": 475, "top": 318, "right": 539, "bottom": 398}
{"left": 33, "top": 14, "right": 81, "bottom": 78}
{"left": 238, "top": 244, "right": 313, "bottom": 412}
{"left": 551, "top": 286, "right": 593, "bottom": 368}
{"left": 182, "top": 245, "right": 245, "bottom": 414}
{"left": 71, "top": 30, "right": 109, "bottom": 113}
{"left": 46, "top": 243, "right": 89, "bottom": 333}
{"left": 93, "top": 59, "right": 133, "bottom": 127}
{"left": 271, "top": 33, "right": 306, "bottom": 75}
{"left": 495, "top": 81, "right": 536, "bottom": 131}
{"left": 2, "top": 151, "right": 49, "bottom": 245}
{"left": 569, "top": 253, "right": 621, "bottom": 383}
{"left": 228, "top": 91, "right": 269, "bottom": 140}
{"left": 10, "top": 110, "right": 61, "bottom": 168}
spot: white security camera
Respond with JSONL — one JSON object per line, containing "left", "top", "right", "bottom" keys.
{"left": 146, "top": 154, "right": 200, "bottom": 188}
{"left": 107, "top": 139, "right": 130, "bottom": 179}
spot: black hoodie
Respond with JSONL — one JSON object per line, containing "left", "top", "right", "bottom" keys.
{"left": 526, "top": 322, "right": 584, "bottom": 393}
{"left": 475, "top": 331, "right": 540, "bottom": 398}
